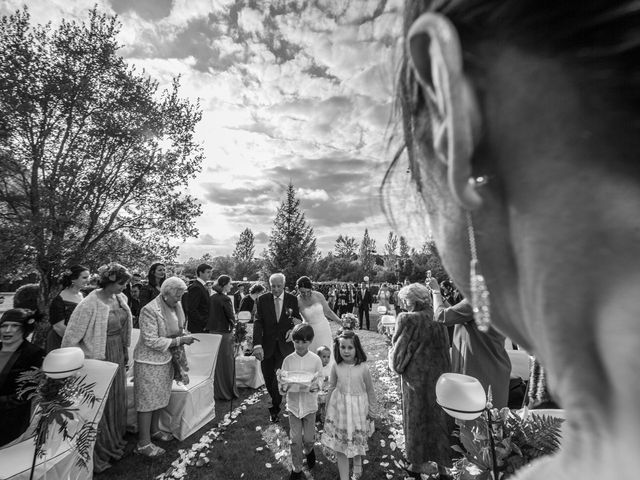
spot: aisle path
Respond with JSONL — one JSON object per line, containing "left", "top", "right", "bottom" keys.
{"left": 98, "top": 305, "right": 404, "bottom": 480}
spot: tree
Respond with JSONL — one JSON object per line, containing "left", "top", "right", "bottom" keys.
{"left": 233, "top": 228, "right": 258, "bottom": 280}
{"left": 383, "top": 232, "right": 399, "bottom": 276}
{"left": 399, "top": 236, "right": 410, "bottom": 257}
{"left": 0, "top": 8, "right": 203, "bottom": 344}
{"left": 210, "top": 256, "right": 235, "bottom": 280}
{"left": 359, "top": 229, "right": 376, "bottom": 275}
{"left": 383, "top": 232, "right": 399, "bottom": 257}
{"left": 181, "top": 253, "right": 214, "bottom": 278}
{"left": 334, "top": 235, "right": 359, "bottom": 259}
{"left": 409, "top": 239, "right": 447, "bottom": 283}
{"left": 263, "top": 183, "right": 317, "bottom": 287}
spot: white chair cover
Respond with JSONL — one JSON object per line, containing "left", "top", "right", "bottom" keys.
{"left": 0, "top": 359, "right": 118, "bottom": 480}
{"left": 235, "top": 356, "right": 264, "bottom": 389}
{"left": 126, "top": 330, "right": 222, "bottom": 441}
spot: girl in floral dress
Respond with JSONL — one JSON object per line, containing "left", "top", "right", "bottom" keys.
{"left": 321, "top": 329, "right": 376, "bottom": 480}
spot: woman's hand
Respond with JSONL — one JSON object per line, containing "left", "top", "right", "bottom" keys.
{"left": 181, "top": 335, "right": 197, "bottom": 346}
{"left": 428, "top": 278, "right": 440, "bottom": 291}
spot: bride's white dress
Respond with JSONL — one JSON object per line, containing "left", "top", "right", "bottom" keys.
{"left": 300, "top": 302, "right": 334, "bottom": 359}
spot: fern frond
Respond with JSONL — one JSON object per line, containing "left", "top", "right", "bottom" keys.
{"left": 74, "top": 422, "right": 98, "bottom": 468}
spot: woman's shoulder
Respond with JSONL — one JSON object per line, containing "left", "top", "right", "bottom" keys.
{"left": 140, "top": 295, "right": 162, "bottom": 315}
{"left": 312, "top": 291, "right": 326, "bottom": 301}
{"left": 74, "top": 290, "right": 99, "bottom": 308}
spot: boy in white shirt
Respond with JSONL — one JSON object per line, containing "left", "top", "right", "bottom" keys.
{"left": 278, "top": 324, "right": 323, "bottom": 479}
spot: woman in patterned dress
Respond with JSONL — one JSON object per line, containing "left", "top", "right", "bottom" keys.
{"left": 62, "top": 263, "right": 132, "bottom": 473}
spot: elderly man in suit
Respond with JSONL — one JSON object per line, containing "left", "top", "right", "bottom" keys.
{"left": 184, "top": 263, "right": 212, "bottom": 333}
{"left": 253, "top": 273, "right": 300, "bottom": 423}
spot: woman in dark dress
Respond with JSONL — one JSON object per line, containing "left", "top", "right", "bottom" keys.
{"left": 46, "top": 265, "right": 90, "bottom": 353}
{"left": 238, "top": 283, "right": 265, "bottom": 323}
{"left": 207, "top": 275, "right": 239, "bottom": 400}
{"left": 139, "top": 263, "right": 166, "bottom": 308}
{"left": 389, "top": 284, "right": 451, "bottom": 478}
{"left": 0, "top": 308, "right": 45, "bottom": 447}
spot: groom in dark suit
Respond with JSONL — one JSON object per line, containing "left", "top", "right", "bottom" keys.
{"left": 253, "top": 272, "right": 300, "bottom": 422}
{"left": 356, "top": 282, "right": 373, "bottom": 330}
{"left": 184, "top": 263, "right": 212, "bottom": 333}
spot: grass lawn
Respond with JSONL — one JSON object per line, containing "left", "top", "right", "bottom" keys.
{"left": 98, "top": 306, "right": 408, "bottom": 480}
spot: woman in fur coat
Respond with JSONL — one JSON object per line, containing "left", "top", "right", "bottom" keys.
{"left": 389, "top": 283, "right": 451, "bottom": 478}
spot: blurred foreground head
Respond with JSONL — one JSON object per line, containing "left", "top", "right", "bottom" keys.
{"left": 396, "top": 1, "right": 640, "bottom": 478}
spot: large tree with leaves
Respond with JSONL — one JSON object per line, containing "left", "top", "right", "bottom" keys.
{"left": 0, "top": 7, "right": 203, "bottom": 342}
{"left": 263, "top": 183, "right": 317, "bottom": 287}
{"left": 334, "top": 234, "right": 359, "bottom": 259}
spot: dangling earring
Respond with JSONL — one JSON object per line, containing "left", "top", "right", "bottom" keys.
{"left": 467, "top": 210, "right": 491, "bottom": 332}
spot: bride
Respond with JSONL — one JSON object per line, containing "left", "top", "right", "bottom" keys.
{"left": 296, "top": 276, "right": 341, "bottom": 363}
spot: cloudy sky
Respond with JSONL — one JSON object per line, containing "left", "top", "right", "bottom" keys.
{"left": 2, "top": 0, "right": 412, "bottom": 260}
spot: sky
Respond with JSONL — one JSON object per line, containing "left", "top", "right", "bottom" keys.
{"left": 1, "top": 0, "right": 413, "bottom": 261}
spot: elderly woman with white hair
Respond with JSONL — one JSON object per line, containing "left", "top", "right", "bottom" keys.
{"left": 388, "top": 283, "right": 451, "bottom": 478}
{"left": 133, "top": 276, "right": 196, "bottom": 457}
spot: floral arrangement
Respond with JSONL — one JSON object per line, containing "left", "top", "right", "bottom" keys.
{"left": 340, "top": 312, "right": 359, "bottom": 330}
{"left": 450, "top": 407, "right": 564, "bottom": 479}
{"left": 17, "top": 369, "right": 99, "bottom": 469}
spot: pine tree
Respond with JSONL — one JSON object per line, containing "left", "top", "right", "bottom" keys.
{"left": 234, "top": 228, "right": 255, "bottom": 263}
{"left": 359, "top": 229, "right": 376, "bottom": 274}
{"left": 399, "top": 236, "right": 410, "bottom": 257}
{"left": 263, "top": 183, "right": 317, "bottom": 286}
{"left": 384, "top": 232, "right": 399, "bottom": 257}
{"left": 234, "top": 228, "right": 257, "bottom": 280}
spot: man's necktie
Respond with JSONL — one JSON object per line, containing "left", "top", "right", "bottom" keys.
{"left": 275, "top": 296, "right": 282, "bottom": 321}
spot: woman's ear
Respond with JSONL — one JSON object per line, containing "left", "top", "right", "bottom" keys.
{"left": 407, "top": 13, "right": 483, "bottom": 210}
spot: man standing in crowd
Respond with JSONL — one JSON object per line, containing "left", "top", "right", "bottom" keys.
{"left": 184, "top": 263, "right": 212, "bottom": 333}
{"left": 233, "top": 284, "right": 246, "bottom": 313}
{"left": 355, "top": 282, "right": 373, "bottom": 330}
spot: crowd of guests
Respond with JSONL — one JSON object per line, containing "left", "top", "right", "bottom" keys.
{"left": 0, "top": 260, "right": 545, "bottom": 478}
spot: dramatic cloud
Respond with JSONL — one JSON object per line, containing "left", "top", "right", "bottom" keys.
{"left": 9, "top": 0, "right": 408, "bottom": 257}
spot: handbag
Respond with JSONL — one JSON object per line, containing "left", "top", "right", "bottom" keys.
{"left": 169, "top": 332, "right": 190, "bottom": 385}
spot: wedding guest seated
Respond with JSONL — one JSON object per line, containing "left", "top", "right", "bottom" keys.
{"left": 133, "top": 276, "right": 196, "bottom": 457}
{"left": 46, "top": 265, "right": 90, "bottom": 352}
{"left": 0, "top": 309, "right": 45, "bottom": 447}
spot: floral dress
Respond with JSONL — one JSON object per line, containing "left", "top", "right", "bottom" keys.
{"left": 321, "top": 362, "right": 372, "bottom": 458}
